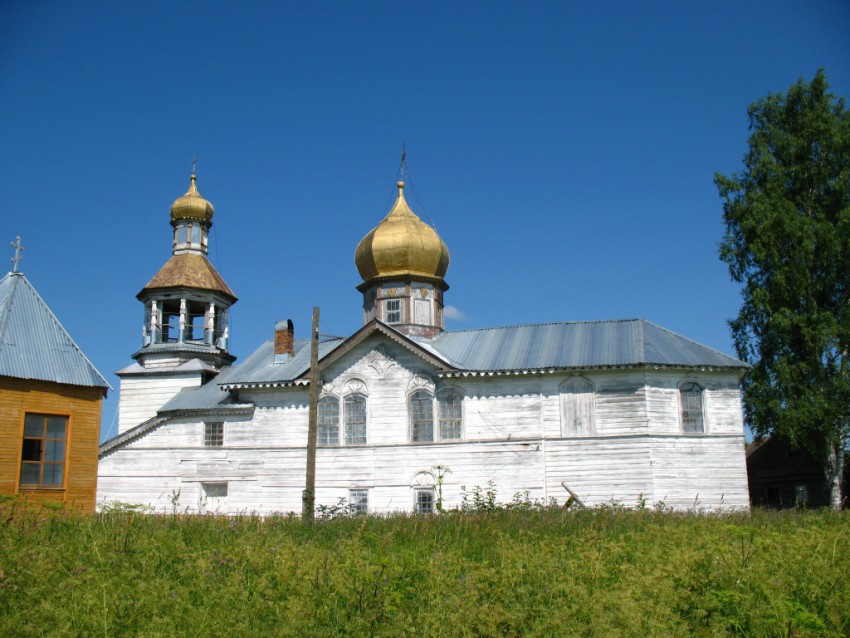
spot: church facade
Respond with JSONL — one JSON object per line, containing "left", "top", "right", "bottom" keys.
{"left": 97, "top": 176, "right": 750, "bottom": 514}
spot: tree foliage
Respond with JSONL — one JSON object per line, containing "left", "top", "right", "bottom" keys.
{"left": 717, "top": 70, "right": 850, "bottom": 504}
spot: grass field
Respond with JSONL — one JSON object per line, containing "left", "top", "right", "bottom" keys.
{"left": 0, "top": 496, "right": 847, "bottom": 637}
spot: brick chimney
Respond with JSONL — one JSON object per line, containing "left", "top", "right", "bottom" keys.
{"left": 274, "top": 319, "right": 294, "bottom": 363}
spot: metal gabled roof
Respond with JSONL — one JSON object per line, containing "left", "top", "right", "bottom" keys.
{"left": 0, "top": 272, "right": 109, "bottom": 390}
{"left": 430, "top": 319, "right": 747, "bottom": 372}
{"left": 218, "top": 337, "right": 345, "bottom": 389}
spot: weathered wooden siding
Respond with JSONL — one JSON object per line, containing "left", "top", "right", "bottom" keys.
{"left": 98, "top": 340, "right": 749, "bottom": 513}
{"left": 0, "top": 377, "right": 103, "bottom": 511}
{"left": 118, "top": 374, "right": 203, "bottom": 434}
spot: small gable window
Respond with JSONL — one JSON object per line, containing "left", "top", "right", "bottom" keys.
{"left": 560, "top": 377, "right": 595, "bottom": 436}
{"left": 680, "top": 382, "right": 705, "bottom": 433}
{"left": 318, "top": 395, "right": 340, "bottom": 446}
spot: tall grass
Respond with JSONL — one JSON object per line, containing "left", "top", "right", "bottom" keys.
{"left": 0, "top": 497, "right": 847, "bottom": 637}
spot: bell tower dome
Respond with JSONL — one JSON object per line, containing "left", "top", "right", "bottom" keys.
{"left": 355, "top": 180, "right": 450, "bottom": 337}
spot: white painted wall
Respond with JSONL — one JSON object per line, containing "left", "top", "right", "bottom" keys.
{"left": 99, "top": 337, "right": 749, "bottom": 513}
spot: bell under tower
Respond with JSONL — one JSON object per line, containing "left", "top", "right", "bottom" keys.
{"left": 116, "top": 172, "right": 237, "bottom": 434}
{"left": 354, "top": 180, "right": 450, "bottom": 338}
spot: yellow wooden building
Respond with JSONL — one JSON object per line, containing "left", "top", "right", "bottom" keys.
{"left": 0, "top": 269, "right": 109, "bottom": 511}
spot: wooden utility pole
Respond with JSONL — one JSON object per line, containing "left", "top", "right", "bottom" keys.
{"left": 302, "top": 307, "right": 320, "bottom": 523}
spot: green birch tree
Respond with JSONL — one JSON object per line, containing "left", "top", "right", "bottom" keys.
{"left": 717, "top": 70, "right": 850, "bottom": 509}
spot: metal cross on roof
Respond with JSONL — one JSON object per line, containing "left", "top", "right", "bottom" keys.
{"left": 10, "top": 236, "right": 24, "bottom": 273}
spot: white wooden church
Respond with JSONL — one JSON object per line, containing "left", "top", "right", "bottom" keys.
{"left": 97, "top": 174, "right": 750, "bottom": 514}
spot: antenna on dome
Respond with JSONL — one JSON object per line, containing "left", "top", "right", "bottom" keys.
{"left": 10, "top": 236, "right": 24, "bottom": 273}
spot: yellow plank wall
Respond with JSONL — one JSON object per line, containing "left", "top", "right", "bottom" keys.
{"left": 0, "top": 377, "right": 103, "bottom": 511}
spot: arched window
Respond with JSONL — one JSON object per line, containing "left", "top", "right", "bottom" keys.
{"left": 410, "top": 390, "right": 434, "bottom": 442}
{"left": 680, "top": 382, "right": 705, "bottom": 433}
{"left": 560, "top": 377, "right": 595, "bottom": 436}
{"left": 437, "top": 391, "right": 463, "bottom": 440}
{"left": 344, "top": 394, "right": 367, "bottom": 445}
{"left": 318, "top": 395, "right": 339, "bottom": 446}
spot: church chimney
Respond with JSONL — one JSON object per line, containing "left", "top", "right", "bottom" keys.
{"left": 274, "top": 319, "right": 294, "bottom": 362}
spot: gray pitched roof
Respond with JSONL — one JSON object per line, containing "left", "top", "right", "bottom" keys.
{"left": 0, "top": 272, "right": 109, "bottom": 390}
{"left": 429, "top": 319, "right": 747, "bottom": 372}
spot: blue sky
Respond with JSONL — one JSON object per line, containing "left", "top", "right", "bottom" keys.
{"left": 2, "top": 1, "right": 849, "bottom": 441}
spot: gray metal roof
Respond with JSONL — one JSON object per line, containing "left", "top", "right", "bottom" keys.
{"left": 217, "top": 337, "right": 345, "bottom": 388}
{"left": 429, "top": 319, "right": 747, "bottom": 371}
{"left": 0, "top": 272, "right": 109, "bottom": 390}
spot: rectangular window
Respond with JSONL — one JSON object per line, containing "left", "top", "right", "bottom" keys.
{"left": 410, "top": 391, "right": 434, "bottom": 442}
{"left": 385, "top": 299, "right": 401, "bottom": 324}
{"left": 318, "top": 396, "right": 340, "bottom": 446}
{"left": 349, "top": 489, "right": 369, "bottom": 515}
{"left": 438, "top": 394, "right": 463, "bottom": 440}
{"left": 20, "top": 414, "right": 68, "bottom": 487}
{"left": 680, "top": 383, "right": 705, "bottom": 433}
{"left": 344, "top": 395, "right": 367, "bottom": 445}
{"left": 414, "top": 488, "right": 435, "bottom": 514}
{"left": 200, "top": 482, "right": 228, "bottom": 513}
{"left": 204, "top": 422, "right": 224, "bottom": 447}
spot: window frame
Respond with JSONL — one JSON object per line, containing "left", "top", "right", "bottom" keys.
{"left": 413, "top": 487, "right": 436, "bottom": 514}
{"left": 19, "top": 412, "right": 69, "bottom": 489}
{"left": 437, "top": 390, "right": 463, "bottom": 440}
{"left": 385, "top": 298, "right": 402, "bottom": 324}
{"left": 318, "top": 394, "right": 340, "bottom": 446}
{"left": 679, "top": 381, "right": 706, "bottom": 434}
{"left": 204, "top": 421, "right": 224, "bottom": 447}
{"left": 349, "top": 489, "right": 369, "bottom": 515}
{"left": 409, "top": 389, "right": 435, "bottom": 443}
{"left": 343, "top": 393, "right": 368, "bottom": 445}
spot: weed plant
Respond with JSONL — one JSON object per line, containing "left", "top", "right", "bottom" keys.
{"left": 0, "top": 494, "right": 847, "bottom": 637}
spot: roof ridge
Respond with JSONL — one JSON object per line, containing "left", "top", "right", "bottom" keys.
{"left": 0, "top": 272, "right": 21, "bottom": 344}
{"left": 441, "top": 318, "right": 643, "bottom": 336}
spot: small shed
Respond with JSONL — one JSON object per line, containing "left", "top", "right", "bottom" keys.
{"left": 0, "top": 271, "right": 109, "bottom": 511}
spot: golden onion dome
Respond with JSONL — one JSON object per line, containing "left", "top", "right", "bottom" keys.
{"left": 170, "top": 174, "right": 214, "bottom": 223}
{"left": 355, "top": 181, "right": 450, "bottom": 282}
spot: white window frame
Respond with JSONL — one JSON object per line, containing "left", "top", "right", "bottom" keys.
{"left": 199, "top": 482, "right": 228, "bottom": 514}
{"left": 204, "top": 421, "right": 224, "bottom": 447}
{"left": 413, "top": 487, "right": 436, "bottom": 514}
{"left": 385, "top": 298, "right": 402, "bottom": 324}
{"left": 318, "top": 395, "right": 340, "bottom": 446}
{"left": 409, "top": 390, "right": 435, "bottom": 443}
{"left": 349, "top": 489, "right": 369, "bottom": 515}
{"left": 437, "top": 390, "right": 463, "bottom": 440}
{"left": 679, "top": 381, "right": 706, "bottom": 434}
{"left": 343, "top": 393, "right": 368, "bottom": 445}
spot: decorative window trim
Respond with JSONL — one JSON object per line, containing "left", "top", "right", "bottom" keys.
{"left": 679, "top": 381, "right": 706, "bottom": 434}
{"left": 559, "top": 376, "right": 596, "bottom": 436}
{"left": 19, "top": 413, "right": 68, "bottom": 489}
{"left": 204, "top": 421, "right": 224, "bottom": 447}
{"left": 385, "top": 298, "right": 402, "bottom": 324}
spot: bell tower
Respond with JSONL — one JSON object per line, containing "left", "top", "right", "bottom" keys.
{"left": 116, "top": 172, "right": 237, "bottom": 434}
